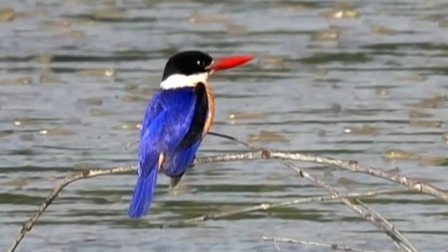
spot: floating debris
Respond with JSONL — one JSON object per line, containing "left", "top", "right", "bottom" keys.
{"left": 89, "top": 108, "right": 113, "bottom": 116}
{"left": 383, "top": 149, "right": 423, "bottom": 160}
{"left": 124, "top": 83, "right": 139, "bottom": 91}
{"left": 409, "top": 119, "right": 442, "bottom": 128}
{"left": 39, "top": 72, "right": 63, "bottom": 84}
{"left": 314, "top": 67, "right": 329, "bottom": 76}
{"left": 38, "top": 128, "right": 75, "bottom": 136}
{"left": 383, "top": 149, "right": 448, "bottom": 166}
{"left": 189, "top": 13, "right": 230, "bottom": 24}
{"left": 59, "top": 30, "right": 85, "bottom": 40}
{"left": 399, "top": 73, "right": 427, "bottom": 82}
{"left": 112, "top": 122, "right": 140, "bottom": 131}
{"left": 77, "top": 19, "right": 95, "bottom": 26}
{"left": 2, "top": 178, "right": 28, "bottom": 188}
{"left": 56, "top": 19, "right": 71, "bottom": 27}
{"left": 439, "top": 19, "right": 448, "bottom": 28}
{"left": 317, "top": 129, "right": 326, "bottom": 137}
{"left": 122, "top": 95, "right": 148, "bottom": 103}
{"left": 344, "top": 125, "right": 380, "bottom": 135}
{"left": 103, "top": 195, "right": 123, "bottom": 203}
{"left": 371, "top": 25, "right": 393, "bottom": 35}
{"left": 408, "top": 110, "right": 432, "bottom": 118}
{"left": 0, "top": 8, "right": 15, "bottom": 22}
{"left": 227, "top": 111, "right": 267, "bottom": 123}
{"left": 13, "top": 119, "right": 40, "bottom": 127}
{"left": 247, "top": 130, "right": 289, "bottom": 143}
{"left": 77, "top": 69, "right": 116, "bottom": 77}
{"left": 375, "top": 88, "right": 390, "bottom": 97}
{"left": 423, "top": 14, "right": 445, "bottom": 22}
{"left": 311, "top": 29, "right": 340, "bottom": 41}
{"left": 319, "top": 3, "right": 359, "bottom": 19}
{"left": 226, "top": 24, "right": 248, "bottom": 35}
{"left": 75, "top": 97, "right": 103, "bottom": 107}
{"left": 331, "top": 103, "right": 343, "bottom": 113}
{"left": 94, "top": 8, "right": 127, "bottom": 20}
{"left": 414, "top": 95, "right": 447, "bottom": 108}
{"left": 3, "top": 77, "right": 32, "bottom": 85}
{"left": 258, "top": 56, "right": 284, "bottom": 70}
{"left": 33, "top": 54, "right": 54, "bottom": 64}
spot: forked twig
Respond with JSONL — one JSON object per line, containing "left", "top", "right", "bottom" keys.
{"left": 198, "top": 151, "right": 448, "bottom": 202}
{"left": 210, "top": 132, "right": 419, "bottom": 251}
{"left": 8, "top": 131, "right": 445, "bottom": 252}
{"left": 284, "top": 161, "right": 417, "bottom": 252}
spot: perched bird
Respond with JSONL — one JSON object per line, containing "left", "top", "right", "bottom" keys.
{"left": 128, "top": 51, "right": 254, "bottom": 219}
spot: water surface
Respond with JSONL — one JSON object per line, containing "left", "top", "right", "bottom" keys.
{"left": 1, "top": 0, "right": 448, "bottom": 251}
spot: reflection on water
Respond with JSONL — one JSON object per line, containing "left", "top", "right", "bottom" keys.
{"left": 1, "top": 0, "right": 448, "bottom": 251}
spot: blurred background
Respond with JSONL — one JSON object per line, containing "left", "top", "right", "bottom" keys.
{"left": 0, "top": 0, "right": 447, "bottom": 251}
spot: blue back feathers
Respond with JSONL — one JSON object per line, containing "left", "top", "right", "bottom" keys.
{"left": 128, "top": 86, "right": 209, "bottom": 218}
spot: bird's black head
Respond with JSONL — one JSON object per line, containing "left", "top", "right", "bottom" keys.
{"left": 159, "top": 50, "right": 254, "bottom": 90}
{"left": 161, "top": 51, "right": 213, "bottom": 81}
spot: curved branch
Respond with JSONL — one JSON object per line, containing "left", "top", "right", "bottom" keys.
{"left": 199, "top": 150, "right": 448, "bottom": 202}
{"left": 7, "top": 166, "right": 134, "bottom": 252}
{"left": 8, "top": 132, "right": 447, "bottom": 252}
{"left": 206, "top": 132, "right": 424, "bottom": 251}
{"left": 284, "top": 161, "right": 417, "bottom": 252}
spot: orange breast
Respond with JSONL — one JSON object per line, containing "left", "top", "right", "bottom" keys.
{"left": 202, "top": 83, "right": 215, "bottom": 137}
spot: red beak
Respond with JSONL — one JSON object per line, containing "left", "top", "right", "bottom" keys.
{"left": 208, "top": 55, "right": 254, "bottom": 72}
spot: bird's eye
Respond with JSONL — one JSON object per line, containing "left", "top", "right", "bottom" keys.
{"left": 196, "top": 60, "right": 202, "bottom": 66}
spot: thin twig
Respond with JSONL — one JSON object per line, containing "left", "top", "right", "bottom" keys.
{"left": 262, "top": 236, "right": 393, "bottom": 252}
{"left": 208, "top": 131, "right": 254, "bottom": 149}
{"left": 206, "top": 132, "right": 419, "bottom": 252}
{"left": 197, "top": 151, "right": 448, "bottom": 202}
{"left": 7, "top": 162, "right": 404, "bottom": 252}
{"left": 283, "top": 161, "right": 417, "bottom": 252}
{"left": 127, "top": 132, "right": 448, "bottom": 203}
{"left": 9, "top": 132, "right": 446, "bottom": 252}
{"left": 159, "top": 188, "right": 407, "bottom": 228}
{"left": 7, "top": 166, "right": 134, "bottom": 252}
{"left": 7, "top": 153, "right": 240, "bottom": 252}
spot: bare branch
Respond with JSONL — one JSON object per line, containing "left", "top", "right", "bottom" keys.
{"left": 283, "top": 161, "right": 417, "bottom": 252}
{"left": 129, "top": 132, "right": 448, "bottom": 203}
{"left": 158, "top": 188, "right": 408, "bottom": 228}
{"left": 206, "top": 132, "right": 420, "bottom": 252}
{"left": 7, "top": 166, "right": 134, "bottom": 252}
{"left": 198, "top": 151, "right": 448, "bottom": 202}
{"left": 262, "top": 236, "right": 395, "bottom": 252}
{"left": 8, "top": 131, "right": 446, "bottom": 252}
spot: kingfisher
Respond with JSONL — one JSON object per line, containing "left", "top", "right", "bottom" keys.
{"left": 128, "top": 50, "right": 254, "bottom": 219}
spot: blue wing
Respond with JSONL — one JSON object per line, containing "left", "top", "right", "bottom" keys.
{"left": 139, "top": 89, "right": 200, "bottom": 169}
{"left": 128, "top": 88, "right": 197, "bottom": 218}
{"left": 163, "top": 84, "right": 210, "bottom": 186}
{"left": 165, "top": 141, "right": 202, "bottom": 187}
{"left": 138, "top": 89, "right": 198, "bottom": 174}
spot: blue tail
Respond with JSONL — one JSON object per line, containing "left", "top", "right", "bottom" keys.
{"left": 128, "top": 168, "right": 158, "bottom": 219}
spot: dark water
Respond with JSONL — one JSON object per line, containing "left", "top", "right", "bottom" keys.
{"left": 1, "top": 0, "right": 448, "bottom": 251}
